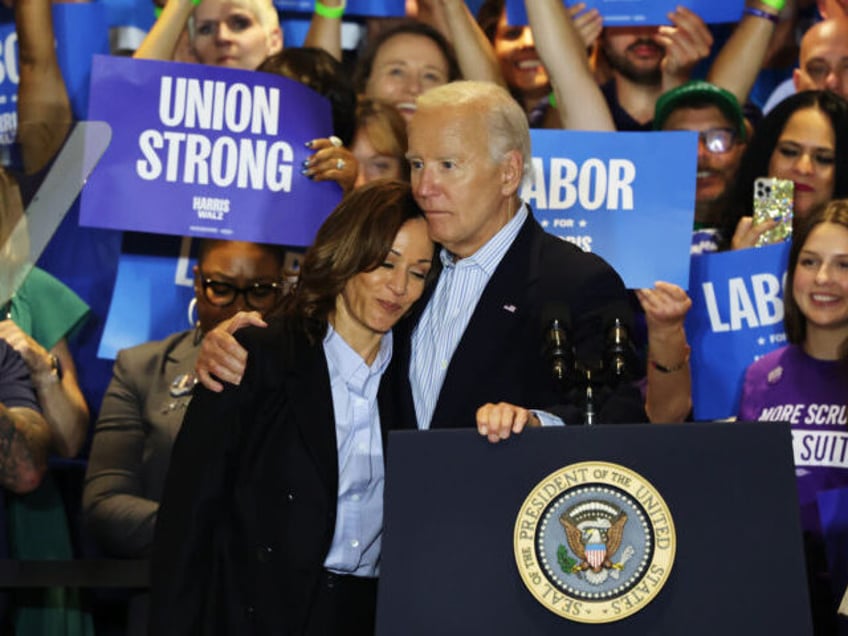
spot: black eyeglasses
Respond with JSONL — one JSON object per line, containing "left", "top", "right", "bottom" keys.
{"left": 697, "top": 128, "right": 736, "bottom": 154}
{"left": 198, "top": 273, "right": 283, "bottom": 310}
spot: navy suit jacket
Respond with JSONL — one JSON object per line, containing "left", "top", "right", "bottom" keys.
{"left": 391, "top": 210, "right": 647, "bottom": 429}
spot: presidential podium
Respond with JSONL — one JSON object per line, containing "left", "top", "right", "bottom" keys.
{"left": 376, "top": 422, "right": 813, "bottom": 635}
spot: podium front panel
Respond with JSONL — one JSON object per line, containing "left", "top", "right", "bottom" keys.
{"left": 377, "top": 422, "right": 812, "bottom": 635}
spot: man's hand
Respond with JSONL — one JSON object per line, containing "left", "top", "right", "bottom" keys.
{"left": 635, "top": 281, "right": 692, "bottom": 333}
{"left": 476, "top": 402, "right": 541, "bottom": 444}
{"left": 0, "top": 320, "right": 51, "bottom": 376}
{"left": 657, "top": 6, "right": 713, "bottom": 90}
{"left": 195, "top": 311, "right": 265, "bottom": 392}
{"left": 568, "top": 3, "right": 603, "bottom": 49}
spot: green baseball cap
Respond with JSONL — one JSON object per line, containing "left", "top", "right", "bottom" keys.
{"left": 654, "top": 80, "right": 747, "bottom": 141}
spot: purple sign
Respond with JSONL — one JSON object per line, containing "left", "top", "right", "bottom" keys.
{"left": 81, "top": 55, "right": 341, "bottom": 246}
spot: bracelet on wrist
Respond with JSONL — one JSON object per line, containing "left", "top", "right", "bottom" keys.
{"left": 315, "top": 0, "right": 345, "bottom": 19}
{"left": 744, "top": 7, "right": 780, "bottom": 23}
{"left": 758, "top": 0, "right": 785, "bottom": 11}
{"left": 649, "top": 346, "right": 690, "bottom": 374}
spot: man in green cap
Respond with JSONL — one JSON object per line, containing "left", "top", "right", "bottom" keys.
{"left": 654, "top": 80, "right": 748, "bottom": 254}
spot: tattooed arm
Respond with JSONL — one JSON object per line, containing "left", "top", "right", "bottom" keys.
{"left": 0, "top": 402, "right": 49, "bottom": 494}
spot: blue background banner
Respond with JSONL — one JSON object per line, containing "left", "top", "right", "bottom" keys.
{"left": 523, "top": 129, "right": 696, "bottom": 289}
{"left": 506, "top": 0, "right": 744, "bottom": 26}
{"left": 81, "top": 56, "right": 341, "bottom": 247}
{"left": 53, "top": 3, "right": 111, "bottom": 120}
{"left": 98, "top": 234, "right": 197, "bottom": 360}
{"left": 274, "top": 0, "right": 405, "bottom": 17}
{"left": 686, "top": 241, "right": 791, "bottom": 420}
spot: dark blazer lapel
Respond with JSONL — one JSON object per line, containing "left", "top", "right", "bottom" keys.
{"left": 430, "top": 213, "right": 543, "bottom": 423}
{"left": 286, "top": 333, "right": 339, "bottom": 494}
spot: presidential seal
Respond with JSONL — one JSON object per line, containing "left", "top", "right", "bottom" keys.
{"left": 514, "top": 461, "right": 675, "bottom": 623}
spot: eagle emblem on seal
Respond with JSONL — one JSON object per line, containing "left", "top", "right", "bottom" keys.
{"left": 558, "top": 500, "right": 634, "bottom": 585}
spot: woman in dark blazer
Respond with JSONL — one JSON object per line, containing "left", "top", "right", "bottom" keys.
{"left": 148, "top": 180, "right": 435, "bottom": 636}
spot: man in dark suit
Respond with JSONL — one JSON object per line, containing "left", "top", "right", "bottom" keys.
{"left": 399, "top": 80, "right": 646, "bottom": 439}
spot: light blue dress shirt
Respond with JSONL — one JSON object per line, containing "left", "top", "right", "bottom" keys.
{"left": 322, "top": 325, "right": 391, "bottom": 577}
{"left": 410, "top": 205, "right": 528, "bottom": 430}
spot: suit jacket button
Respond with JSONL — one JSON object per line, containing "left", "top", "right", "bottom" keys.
{"left": 287, "top": 492, "right": 294, "bottom": 502}
{"left": 256, "top": 545, "right": 272, "bottom": 562}
{"left": 245, "top": 605, "right": 255, "bottom": 620}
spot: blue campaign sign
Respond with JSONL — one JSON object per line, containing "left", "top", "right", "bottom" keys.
{"left": 81, "top": 56, "right": 341, "bottom": 247}
{"left": 686, "top": 241, "right": 791, "bottom": 421}
{"left": 506, "top": 0, "right": 743, "bottom": 26}
{"left": 523, "top": 129, "right": 696, "bottom": 289}
{"left": 0, "top": 21, "right": 16, "bottom": 166}
{"left": 274, "top": 0, "right": 404, "bottom": 17}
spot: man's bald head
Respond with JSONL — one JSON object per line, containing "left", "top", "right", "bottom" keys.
{"left": 793, "top": 18, "right": 848, "bottom": 100}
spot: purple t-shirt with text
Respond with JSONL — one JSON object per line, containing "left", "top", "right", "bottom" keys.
{"left": 738, "top": 344, "right": 848, "bottom": 538}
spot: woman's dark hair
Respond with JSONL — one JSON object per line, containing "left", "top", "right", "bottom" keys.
{"left": 352, "top": 20, "right": 462, "bottom": 95}
{"left": 721, "top": 90, "right": 848, "bottom": 248}
{"left": 476, "top": 0, "right": 505, "bottom": 43}
{"left": 258, "top": 47, "right": 357, "bottom": 146}
{"left": 784, "top": 199, "right": 848, "bottom": 358}
{"left": 282, "top": 179, "right": 433, "bottom": 342}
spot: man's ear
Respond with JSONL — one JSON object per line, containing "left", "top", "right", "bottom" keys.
{"left": 500, "top": 149, "right": 524, "bottom": 196}
{"left": 792, "top": 68, "right": 803, "bottom": 92}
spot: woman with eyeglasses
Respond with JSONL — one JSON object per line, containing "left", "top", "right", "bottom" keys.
{"left": 82, "top": 238, "right": 285, "bottom": 634}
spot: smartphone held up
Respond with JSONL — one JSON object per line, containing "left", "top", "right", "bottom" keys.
{"left": 752, "top": 177, "right": 794, "bottom": 247}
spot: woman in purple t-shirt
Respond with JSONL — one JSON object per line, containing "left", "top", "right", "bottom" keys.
{"left": 738, "top": 200, "right": 848, "bottom": 634}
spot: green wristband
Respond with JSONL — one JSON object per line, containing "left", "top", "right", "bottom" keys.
{"left": 154, "top": 0, "right": 200, "bottom": 19}
{"left": 315, "top": 0, "right": 345, "bottom": 19}
{"left": 758, "top": 0, "right": 786, "bottom": 11}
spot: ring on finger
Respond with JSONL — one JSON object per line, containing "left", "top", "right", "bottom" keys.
{"left": 336, "top": 158, "right": 345, "bottom": 170}
{"left": 329, "top": 135, "right": 343, "bottom": 148}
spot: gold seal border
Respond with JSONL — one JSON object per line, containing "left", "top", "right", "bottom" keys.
{"left": 514, "top": 461, "right": 676, "bottom": 624}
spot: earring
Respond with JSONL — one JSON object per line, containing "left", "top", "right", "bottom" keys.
{"left": 187, "top": 297, "right": 198, "bottom": 328}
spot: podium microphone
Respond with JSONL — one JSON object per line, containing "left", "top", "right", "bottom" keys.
{"left": 605, "top": 314, "right": 633, "bottom": 381}
{"left": 542, "top": 303, "right": 573, "bottom": 384}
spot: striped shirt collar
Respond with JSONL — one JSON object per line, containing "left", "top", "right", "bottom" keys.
{"left": 439, "top": 202, "right": 529, "bottom": 275}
